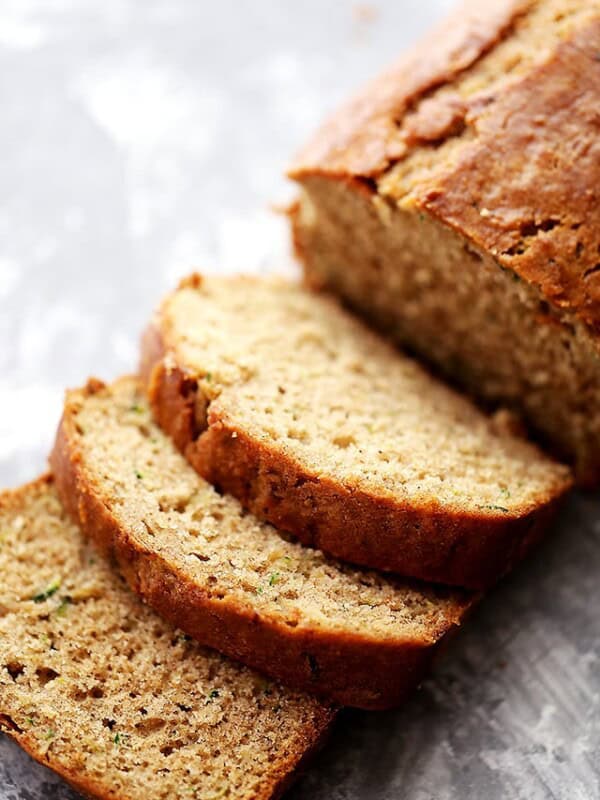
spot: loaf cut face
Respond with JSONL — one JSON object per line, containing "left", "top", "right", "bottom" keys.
{"left": 0, "top": 477, "right": 334, "bottom": 800}
{"left": 50, "top": 377, "right": 473, "bottom": 710}
{"left": 289, "top": 0, "right": 600, "bottom": 484}
{"left": 141, "top": 274, "right": 571, "bottom": 589}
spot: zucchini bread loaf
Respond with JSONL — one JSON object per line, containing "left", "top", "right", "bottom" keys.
{"left": 51, "top": 376, "right": 473, "bottom": 710}
{"left": 141, "top": 274, "right": 571, "bottom": 589}
{"left": 0, "top": 477, "right": 334, "bottom": 800}
{"left": 289, "top": 0, "right": 600, "bottom": 484}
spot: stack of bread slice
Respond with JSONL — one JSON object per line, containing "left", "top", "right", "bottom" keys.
{"left": 2, "top": 273, "right": 572, "bottom": 799}
{"left": 3, "top": 0, "right": 590, "bottom": 795}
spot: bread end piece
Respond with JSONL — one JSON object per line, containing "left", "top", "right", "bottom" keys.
{"left": 289, "top": 2, "right": 600, "bottom": 485}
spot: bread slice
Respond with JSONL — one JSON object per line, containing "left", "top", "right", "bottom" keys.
{"left": 288, "top": 0, "right": 600, "bottom": 485}
{"left": 0, "top": 476, "right": 334, "bottom": 800}
{"left": 50, "top": 376, "right": 473, "bottom": 710}
{"left": 140, "top": 273, "right": 572, "bottom": 589}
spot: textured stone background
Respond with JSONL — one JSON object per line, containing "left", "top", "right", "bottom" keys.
{"left": 1, "top": 1, "right": 598, "bottom": 798}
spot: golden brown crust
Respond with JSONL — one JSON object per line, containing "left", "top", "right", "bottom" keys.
{"left": 0, "top": 477, "right": 336, "bottom": 800}
{"left": 49, "top": 383, "right": 471, "bottom": 710}
{"left": 290, "top": 3, "right": 600, "bottom": 337}
{"left": 417, "top": 18, "right": 600, "bottom": 335}
{"left": 288, "top": 0, "right": 533, "bottom": 179}
{"left": 142, "top": 326, "right": 568, "bottom": 590}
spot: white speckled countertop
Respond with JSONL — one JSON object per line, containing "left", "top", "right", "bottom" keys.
{"left": 1, "top": 1, "right": 598, "bottom": 798}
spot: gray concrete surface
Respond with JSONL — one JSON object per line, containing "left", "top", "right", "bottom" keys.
{"left": 1, "top": 1, "right": 598, "bottom": 798}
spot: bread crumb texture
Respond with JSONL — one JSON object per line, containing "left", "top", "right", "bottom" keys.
{"left": 0, "top": 478, "right": 333, "bottom": 800}
{"left": 62, "top": 377, "right": 469, "bottom": 643}
{"left": 289, "top": 0, "right": 600, "bottom": 483}
{"left": 161, "top": 276, "right": 571, "bottom": 515}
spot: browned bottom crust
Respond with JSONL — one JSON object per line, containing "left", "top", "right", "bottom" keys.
{"left": 50, "top": 385, "right": 472, "bottom": 710}
{"left": 141, "top": 324, "right": 566, "bottom": 590}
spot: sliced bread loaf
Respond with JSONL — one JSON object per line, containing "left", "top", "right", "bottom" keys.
{"left": 288, "top": 0, "right": 600, "bottom": 485}
{"left": 50, "top": 376, "right": 473, "bottom": 710}
{"left": 140, "top": 274, "right": 572, "bottom": 589}
{"left": 0, "top": 476, "right": 334, "bottom": 800}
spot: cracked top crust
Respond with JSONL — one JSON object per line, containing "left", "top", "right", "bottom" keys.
{"left": 289, "top": 0, "right": 600, "bottom": 335}
{"left": 289, "top": 0, "right": 535, "bottom": 178}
